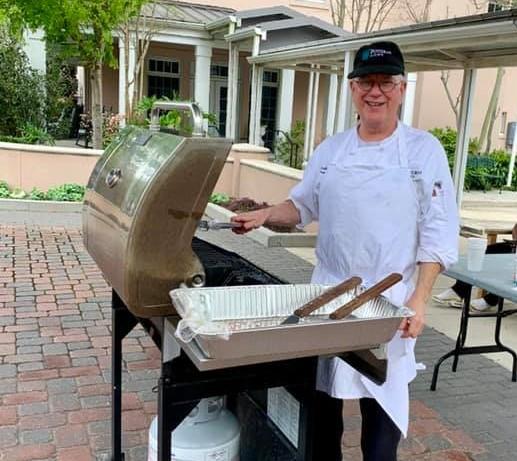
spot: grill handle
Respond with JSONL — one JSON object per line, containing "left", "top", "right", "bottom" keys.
{"left": 149, "top": 101, "right": 204, "bottom": 137}
{"left": 330, "top": 273, "right": 403, "bottom": 320}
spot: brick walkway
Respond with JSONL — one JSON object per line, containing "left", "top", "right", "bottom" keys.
{"left": 1, "top": 221, "right": 516, "bottom": 460}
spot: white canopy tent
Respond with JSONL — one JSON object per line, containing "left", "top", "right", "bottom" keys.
{"left": 223, "top": 8, "right": 517, "bottom": 206}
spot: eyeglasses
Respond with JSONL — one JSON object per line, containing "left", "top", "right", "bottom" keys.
{"left": 353, "top": 78, "right": 402, "bottom": 93}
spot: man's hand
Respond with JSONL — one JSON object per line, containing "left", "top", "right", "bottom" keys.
{"left": 230, "top": 201, "right": 302, "bottom": 235}
{"left": 398, "top": 262, "right": 441, "bottom": 339}
{"left": 399, "top": 294, "right": 426, "bottom": 339}
{"left": 231, "top": 208, "right": 271, "bottom": 234}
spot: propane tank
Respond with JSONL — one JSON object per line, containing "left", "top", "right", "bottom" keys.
{"left": 148, "top": 397, "right": 240, "bottom": 461}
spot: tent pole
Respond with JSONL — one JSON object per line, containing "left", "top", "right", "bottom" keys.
{"left": 452, "top": 68, "right": 477, "bottom": 207}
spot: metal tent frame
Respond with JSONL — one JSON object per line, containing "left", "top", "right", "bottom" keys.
{"left": 221, "top": 8, "right": 517, "bottom": 205}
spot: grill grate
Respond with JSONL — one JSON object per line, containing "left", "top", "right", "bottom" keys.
{"left": 192, "top": 238, "right": 283, "bottom": 287}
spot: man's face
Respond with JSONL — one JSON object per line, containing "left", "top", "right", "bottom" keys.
{"left": 350, "top": 73, "right": 406, "bottom": 131}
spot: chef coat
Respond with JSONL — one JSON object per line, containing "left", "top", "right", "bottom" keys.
{"left": 289, "top": 122, "right": 459, "bottom": 436}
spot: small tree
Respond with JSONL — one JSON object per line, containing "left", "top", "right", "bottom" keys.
{"left": 330, "top": 0, "right": 400, "bottom": 32}
{"left": 118, "top": 1, "right": 175, "bottom": 120}
{"left": 2, "top": 0, "right": 149, "bottom": 149}
{"left": 0, "top": 25, "right": 45, "bottom": 136}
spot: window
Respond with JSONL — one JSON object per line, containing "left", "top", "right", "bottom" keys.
{"left": 500, "top": 111, "right": 508, "bottom": 135}
{"left": 488, "top": 1, "right": 506, "bottom": 12}
{"left": 261, "top": 70, "right": 280, "bottom": 150}
{"left": 210, "top": 64, "right": 228, "bottom": 78}
{"left": 148, "top": 58, "right": 180, "bottom": 99}
{"left": 263, "top": 70, "right": 279, "bottom": 84}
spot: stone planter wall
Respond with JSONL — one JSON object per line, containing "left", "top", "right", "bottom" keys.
{"left": 0, "top": 141, "right": 102, "bottom": 191}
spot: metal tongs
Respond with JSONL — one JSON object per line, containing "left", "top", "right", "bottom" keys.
{"left": 281, "top": 272, "right": 403, "bottom": 325}
{"left": 198, "top": 220, "right": 241, "bottom": 231}
{"left": 282, "top": 276, "right": 362, "bottom": 325}
{"left": 330, "top": 273, "right": 403, "bottom": 320}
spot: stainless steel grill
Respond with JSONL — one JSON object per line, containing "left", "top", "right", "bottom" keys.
{"left": 83, "top": 100, "right": 408, "bottom": 366}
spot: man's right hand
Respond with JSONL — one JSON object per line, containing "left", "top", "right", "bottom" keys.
{"left": 231, "top": 208, "right": 271, "bottom": 234}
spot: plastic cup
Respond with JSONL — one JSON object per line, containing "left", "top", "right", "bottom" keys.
{"left": 467, "top": 237, "right": 487, "bottom": 272}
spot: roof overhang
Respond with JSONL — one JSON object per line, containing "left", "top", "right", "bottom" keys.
{"left": 248, "top": 9, "right": 517, "bottom": 72}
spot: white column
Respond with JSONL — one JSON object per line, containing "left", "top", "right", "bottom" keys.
{"left": 76, "top": 67, "right": 85, "bottom": 106}
{"left": 335, "top": 51, "right": 355, "bottom": 132}
{"left": 277, "top": 69, "right": 295, "bottom": 134}
{"left": 248, "top": 64, "right": 264, "bottom": 145}
{"left": 452, "top": 68, "right": 477, "bottom": 206}
{"left": 194, "top": 44, "right": 212, "bottom": 129}
{"left": 308, "top": 71, "right": 320, "bottom": 156}
{"left": 507, "top": 119, "right": 517, "bottom": 187}
{"left": 127, "top": 36, "right": 136, "bottom": 114}
{"left": 401, "top": 72, "right": 418, "bottom": 126}
{"left": 226, "top": 43, "right": 240, "bottom": 139}
{"left": 118, "top": 39, "right": 126, "bottom": 118}
{"left": 303, "top": 70, "right": 315, "bottom": 162}
{"left": 326, "top": 72, "right": 338, "bottom": 136}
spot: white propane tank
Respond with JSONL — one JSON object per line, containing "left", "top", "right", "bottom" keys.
{"left": 147, "top": 397, "right": 240, "bottom": 461}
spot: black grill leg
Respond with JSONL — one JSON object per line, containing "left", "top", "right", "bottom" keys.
{"left": 111, "top": 290, "right": 137, "bottom": 461}
{"left": 157, "top": 361, "right": 198, "bottom": 461}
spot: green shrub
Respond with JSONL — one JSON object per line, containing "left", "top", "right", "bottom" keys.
{"left": 0, "top": 26, "right": 45, "bottom": 137}
{"left": 429, "top": 127, "right": 479, "bottom": 170}
{"left": 0, "top": 181, "right": 85, "bottom": 201}
{"left": 46, "top": 184, "right": 85, "bottom": 202}
{"left": 29, "top": 187, "right": 47, "bottom": 200}
{"left": 430, "top": 127, "right": 516, "bottom": 191}
{"left": 209, "top": 192, "right": 230, "bottom": 206}
{"left": 0, "top": 135, "right": 23, "bottom": 144}
{"left": 0, "top": 180, "right": 10, "bottom": 198}
{"left": 0, "top": 125, "right": 54, "bottom": 145}
{"left": 274, "top": 120, "right": 305, "bottom": 170}
{"left": 20, "top": 123, "right": 55, "bottom": 145}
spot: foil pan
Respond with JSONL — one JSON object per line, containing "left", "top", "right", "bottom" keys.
{"left": 170, "top": 284, "right": 412, "bottom": 361}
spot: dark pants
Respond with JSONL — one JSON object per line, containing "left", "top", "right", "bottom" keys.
{"left": 314, "top": 392, "right": 401, "bottom": 461}
{"left": 452, "top": 242, "right": 514, "bottom": 306}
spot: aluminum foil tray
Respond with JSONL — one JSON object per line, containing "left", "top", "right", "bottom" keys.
{"left": 170, "top": 284, "right": 412, "bottom": 361}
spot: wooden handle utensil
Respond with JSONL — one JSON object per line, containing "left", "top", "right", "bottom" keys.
{"left": 294, "top": 276, "right": 362, "bottom": 317}
{"left": 329, "top": 273, "right": 403, "bottom": 320}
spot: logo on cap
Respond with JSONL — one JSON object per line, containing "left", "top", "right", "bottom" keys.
{"left": 363, "top": 48, "right": 393, "bottom": 61}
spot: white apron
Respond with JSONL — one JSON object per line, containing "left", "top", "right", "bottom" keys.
{"left": 314, "top": 125, "right": 419, "bottom": 437}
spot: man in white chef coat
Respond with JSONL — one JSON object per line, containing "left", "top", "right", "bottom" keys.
{"left": 232, "top": 41, "right": 459, "bottom": 461}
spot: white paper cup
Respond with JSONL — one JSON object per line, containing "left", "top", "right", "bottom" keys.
{"left": 467, "top": 237, "right": 487, "bottom": 271}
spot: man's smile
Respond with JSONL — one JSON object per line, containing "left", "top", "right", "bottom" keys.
{"left": 365, "top": 101, "right": 386, "bottom": 107}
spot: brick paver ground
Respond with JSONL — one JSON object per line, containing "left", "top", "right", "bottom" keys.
{"left": 1, "top": 218, "right": 516, "bottom": 460}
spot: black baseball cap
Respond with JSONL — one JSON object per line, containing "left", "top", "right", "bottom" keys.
{"left": 347, "top": 41, "right": 405, "bottom": 79}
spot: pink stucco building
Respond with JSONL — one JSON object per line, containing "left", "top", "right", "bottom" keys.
{"left": 81, "top": 0, "right": 517, "bottom": 154}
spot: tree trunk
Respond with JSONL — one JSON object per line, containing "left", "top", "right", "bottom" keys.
{"left": 478, "top": 67, "right": 504, "bottom": 153}
{"left": 91, "top": 63, "right": 103, "bottom": 150}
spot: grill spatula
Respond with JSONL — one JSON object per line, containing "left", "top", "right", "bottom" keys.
{"left": 329, "top": 273, "right": 403, "bottom": 320}
{"left": 281, "top": 276, "right": 362, "bottom": 325}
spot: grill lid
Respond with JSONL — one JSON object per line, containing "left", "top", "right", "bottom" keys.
{"left": 83, "top": 105, "right": 232, "bottom": 318}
